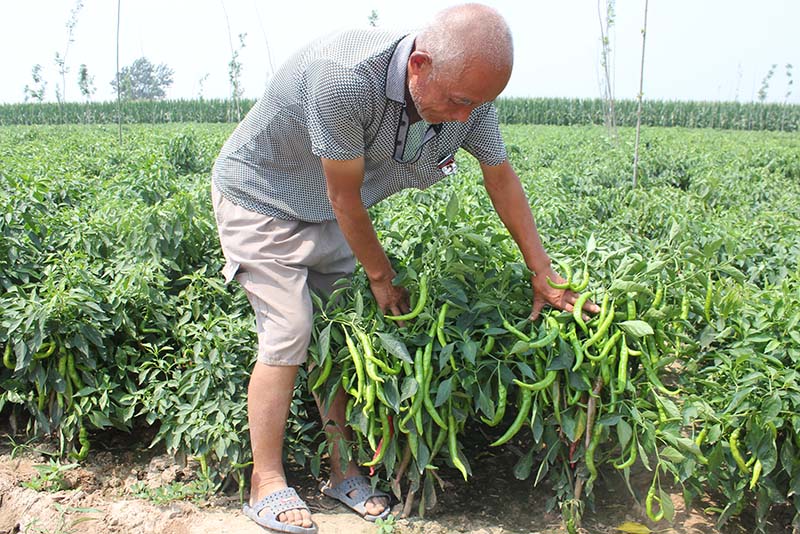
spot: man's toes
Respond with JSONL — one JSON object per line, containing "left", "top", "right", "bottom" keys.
{"left": 364, "top": 496, "right": 388, "bottom": 515}
{"left": 278, "top": 509, "right": 301, "bottom": 526}
{"left": 290, "top": 508, "right": 306, "bottom": 526}
{"left": 300, "top": 508, "right": 313, "bottom": 527}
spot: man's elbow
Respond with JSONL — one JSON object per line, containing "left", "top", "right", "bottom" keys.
{"left": 327, "top": 188, "right": 361, "bottom": 215}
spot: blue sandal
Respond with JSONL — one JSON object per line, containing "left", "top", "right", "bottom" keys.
{"left": 242, "top": 487, "right": 317, "bottom": 533}
{"left": 320, "top": 475, "right": 391, "bottom": 522}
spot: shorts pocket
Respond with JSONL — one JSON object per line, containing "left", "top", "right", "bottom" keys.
{"left": 221, "top": 260, "right": 241, "bottom": 284}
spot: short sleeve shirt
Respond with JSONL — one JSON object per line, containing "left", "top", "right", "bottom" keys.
{"left": 212, "top": 29, "right": 507, "bottom": 223}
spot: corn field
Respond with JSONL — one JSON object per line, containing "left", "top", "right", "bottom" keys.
{"left": 1, "top": 98, "right": 798, "bottom": 131}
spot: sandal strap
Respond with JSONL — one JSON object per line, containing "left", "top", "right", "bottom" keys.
{"left": 334, "top": 476, "right": 388, "bottom": 504}
{"left": 253, "top": 487, "right": 310, "bottom": 516}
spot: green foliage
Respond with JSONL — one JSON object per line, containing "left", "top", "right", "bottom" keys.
{"left": 0, "top": 124, "right": 316, "bottom": 483}
{"left": 22, "top": 459, "right": 79, "bottom": 492}
{"left": 1, "top": 123, "right": 799, "bottom": 532}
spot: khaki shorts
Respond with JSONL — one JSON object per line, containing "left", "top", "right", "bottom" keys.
{"left": 211, "top": 183, "right": 355, "bottom": 366}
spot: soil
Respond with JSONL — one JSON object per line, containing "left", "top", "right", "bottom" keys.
{"left": 0, "top": 421, "right": 791, "bottom": 534}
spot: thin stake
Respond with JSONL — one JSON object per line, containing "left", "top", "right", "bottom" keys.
{"left": 116, "top": 0, "right": 122, "bottom": 144}
{"left": 632, "top": 0, "right": 649, "bottom": 188}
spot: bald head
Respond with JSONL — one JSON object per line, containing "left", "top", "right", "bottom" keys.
{"left": 415, "top": 3, "right": 513, "bottom": 82}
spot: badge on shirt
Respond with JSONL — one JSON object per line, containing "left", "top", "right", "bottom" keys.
{"left": 437, "top": 154, "right": 458, "bottom": 176}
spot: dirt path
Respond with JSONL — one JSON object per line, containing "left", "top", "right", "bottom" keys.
{"left": 0, "top": 433, "right": 780, "bottom": 534}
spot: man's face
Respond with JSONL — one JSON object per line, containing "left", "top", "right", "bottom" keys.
{"left": 407, "top": 54, "right": 510, "bottom": 124}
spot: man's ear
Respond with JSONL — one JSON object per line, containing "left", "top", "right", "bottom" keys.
{"left": 408, "top": 51, "right": 432, "bottom": 76}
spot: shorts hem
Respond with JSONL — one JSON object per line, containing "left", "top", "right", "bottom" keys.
{"left": 256, "top": 355, "right": 307, "bottom": 367}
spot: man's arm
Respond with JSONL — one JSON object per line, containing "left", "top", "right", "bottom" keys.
{"left": 321, "top": 157, "right": 410, "bottom": 318}
{"left": 480, "top": 159, "right": 599, "bottom": 320}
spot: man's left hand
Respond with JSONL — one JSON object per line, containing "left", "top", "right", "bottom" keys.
{"left": 529, "top": 266, "right": 601, "bottom": 321}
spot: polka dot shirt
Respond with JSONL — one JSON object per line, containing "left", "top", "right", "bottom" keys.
{"left": 212, "top": 29, "right": 507, "bottom": 223}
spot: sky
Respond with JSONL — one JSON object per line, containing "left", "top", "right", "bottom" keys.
{"left": 1, "top": 0, "right": 798, "bottom": 105}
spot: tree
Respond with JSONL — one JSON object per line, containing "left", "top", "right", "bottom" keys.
{"left": 77, "top": 63, "right": 95, "bottom": 102}
{"left": 228, "top": 33, "right": 247, "bottom": 120}
{"left": 110, "top": 57, "right": 174, "bottom": 100}
{"left": 23, "top": 64, "right": 47, "bottom": 102}
{"left": 757, "top": 64, "right": 777, "bottom": 103}
{"left": 368, "top": 9, "right": 379, "bottom": 27}
{"left": 597, "top": 0, "right": 617, "bottom": 139}
{"left": 55, "top": 0, "right": 85, "bottom": 104}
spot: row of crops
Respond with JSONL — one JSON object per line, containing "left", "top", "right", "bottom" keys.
{"left": 1, "top": 97, "right": 798, "bottom": 131}
{"left": 1, "top": 123, "right": 799, "bottom": 532}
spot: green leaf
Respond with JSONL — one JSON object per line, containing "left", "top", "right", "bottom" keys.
{"left": 547, "top": 338, "right": 573, "bottom": 371}
{"left": 614, "top": 522, "right": 652, "bottom": 534}
{"left": 586, "top": 234, "right": 596, "bottom": 255}
{"left": 376, "top": 333, "right": 413, "bottom": 363}
{"left": 561, "top": 411, "right": 577, "bottom": 442}
{"left": 416, "top": 442, "right": 430, "bottom": 474}
{"left": 610, "top": 281, "right": 651, "bottom": 295}
{"left": 438, "top": 343, "right": 454, "bottom": 369}
{"left": 660, "top": 446, "right": 685, "bottom": 463}
{"left": 445, "top": 192, "right": 459, "bottom": 221}
{"left": 659, "top": 489, "right": 675, "bottom": 521}
{"left": 618, "top": 320, "right": 654, "bottom": 338}
{"left": 617, "top": 419, "right": 632, "bottom": 449}
{"left": 434, "top": 377, "right": 453, "bottom": 408}
{"left": 459, "top": 339, "right": 478, "bottom": 366}
{"left": 383, "top": 377, "right": 400, "bottom": 413}
{"left": 513, "top": 447, "right": 535, "bottom": 480}
{"left": 317, "top": 323, "right": 331, "bottom": 366}
{"left": 400, "top": 377, "right": 419, "bottom": 403}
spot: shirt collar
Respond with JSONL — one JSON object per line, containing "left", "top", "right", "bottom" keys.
{"left": 386, "top": 33, "right": 416, "bottom": 103}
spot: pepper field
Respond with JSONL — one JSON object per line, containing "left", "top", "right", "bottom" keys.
{"left": 1, "top": 122, "right": 799, "bottom": 533}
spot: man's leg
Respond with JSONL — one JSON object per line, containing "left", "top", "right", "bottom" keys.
{"left": 248, "top": 362, "right": 313, "bottom": 529}
{"left": 314, "top": 386, "right": 389, "bottom": 516}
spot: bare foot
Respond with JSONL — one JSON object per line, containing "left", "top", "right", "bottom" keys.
{"left": 250, "top": 473, "right": 313, "bottom": 529}
{"left": 330, "top": 466, "right": 389, "bottom": 517}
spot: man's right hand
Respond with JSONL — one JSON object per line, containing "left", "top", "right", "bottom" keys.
{"left": 368, "top": 273, "right": 410, "bottom": 320}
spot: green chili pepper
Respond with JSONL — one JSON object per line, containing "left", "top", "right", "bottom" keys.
{"left": 513, "top": 370, "right": 557, "bottom": 392}
{"left": 645, "top": 483, "right": 664, "bottom": 522}
{"left": 749, "top": 458, "right": 762, "bottom": 490}
{"left": 311, "top": 351, "right": 333, "bottom": 391}
{"left": 584, "top": 301, "right": 615, "bottom": 351}
{"left": 546, "top": 261, "right": 572, "bottom": 290}
{"left": 490, "top": 388, "right": 533, "bottom": 447}
{"left": 502, "top": 316, "right": 531, "bottom": 343}
{"left": 344, "top": 327, "right": 365, "bottom": 402}
{"left": 529, "top": 316, "right": 560, "bottom": 348}
{"left": 614, "top": 437, "right": 638, "bottom": 470}
{"left": 570, "top": 267, "right": 590, "bottom": 292}
{"left": 573, "top": 292, "right": 591, "bottom": 334}
{"left": 626, "top": 295, "right": 637, "bottom": 321}
{"left": 33, "top": 341, "right": 56, "bottom": 360}
{"left": 436, "top": 302, "right": 449, "bottom": 348}
{"left": 729, "top": 427, "right": 750, "bottom": 474}
{"left": 385, "top": 274, "right": 428, "bottom": 322}
{"left": 615, "top": 335, "right": 629, "bottom": 394}
{"left": 2, "top": 343, "right": 13, "bottom": 370}
{"left": 585, "top": 423, "right": 602, "bottom": 483}
{"left": 363, "top": 405, "right": 391, "bottom": 467}
{"left": 448, "top": 414, "right": 469, "bottom": 480}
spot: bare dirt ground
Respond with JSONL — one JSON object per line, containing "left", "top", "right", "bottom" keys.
{"left": 0, "top": 422, "right": 790, "bottom": 534}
